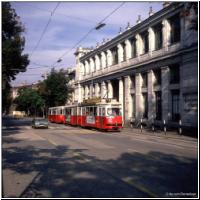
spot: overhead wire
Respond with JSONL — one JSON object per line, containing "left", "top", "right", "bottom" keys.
{"left": 12, "top": 2, "right": 95, "bottom": 23}
{"left": 51, "top": 2, "right": 126, "bottom": 68}
{"left": 27, "top": 2, "right": 126, "bottom": 69}
{"left": 29, "top": 2, "right": 60, "bottom": 58}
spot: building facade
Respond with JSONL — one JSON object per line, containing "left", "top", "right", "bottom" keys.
{"left": 73, "top": 2, "right": 198, "bottom": 128}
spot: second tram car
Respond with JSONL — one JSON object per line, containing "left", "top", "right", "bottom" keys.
{"left": 48, "top": 106, "right": 65, "bottom": 123}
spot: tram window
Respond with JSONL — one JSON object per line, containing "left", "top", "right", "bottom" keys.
{"left": 89, "top": 107, "right": 94, "bottom": 115}
{"left": 86, "top": 107, "right": 90, "bottom": 115}
{"left": 94, "top": 107, "right": 97, "bottom": 116}
{"left": 82, "top": 107, "right": 86, "bottom": 115}
{"left": 65, "top": 109, "right": 70, "bottom": 115}
{"left": 102, "top": 108, "right": 106, "bottom": 116}
{"left": 74, "top": 108, "right": 77, "bottom": 115}
{"left": 77, "top": 107, "right": 81, "bottom": 115}
{"left": 107, "top": 108, "right": 121, "bottom": 116}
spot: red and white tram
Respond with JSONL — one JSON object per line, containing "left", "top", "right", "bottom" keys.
{"left": 48, "top": 106, "right": 65, "bottom": 124}
{"left": 79, "top": 102, "right": 122, "bottom": 131}
{"left": 48, "top": 102, "right": 123, "bottom": 131}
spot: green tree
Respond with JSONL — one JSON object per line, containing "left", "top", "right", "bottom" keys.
{"left": 38, "top": 68, "right": 72, "bottom": 109}
{"left": 2, "top": 2, "right": 29, "bottom": 113}
{"left": 15, "top": 88, "right": 45, "bottom": 117}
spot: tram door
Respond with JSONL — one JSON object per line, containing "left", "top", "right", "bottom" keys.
{"left": 86, "top": 107, "right": 95, "bottom": 126}
{"left": 65, "top": 108, "right": 71, "bottom": 123}
{"left": 99, "top": 106, "right": 106, "bottom": 129}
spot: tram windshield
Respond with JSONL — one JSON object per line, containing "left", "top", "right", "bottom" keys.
{"left": 107, "top": 108, "right": 122, "bottom": 116}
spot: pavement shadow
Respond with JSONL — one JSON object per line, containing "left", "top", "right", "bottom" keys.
{"left": 2, "top": 142, "right": 198, "bottom": 198}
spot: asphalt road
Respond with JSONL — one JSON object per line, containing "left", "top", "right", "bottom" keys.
{"left": 2, "top": 117, "right": 198, "bottom": 198}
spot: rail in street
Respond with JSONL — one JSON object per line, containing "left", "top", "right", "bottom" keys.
{"left": 2, "top": 117, "right": 198, "bottom": 198}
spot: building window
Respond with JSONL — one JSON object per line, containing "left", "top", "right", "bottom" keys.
{"left": 169, "top": 14, "right": 181, "bottom": 44}
{"left": 83, "top": 64, "right": 86, "bottom": 75}
{"left": 155, "top": 91, "right": 162, "bottom": 120}
{"left": 105, "top": 52, "right": 108, "bottom": 67}
{"left": 141, "top": 31, "right": 149, "bottom": 54}
{"left": 170, "top": 64, "right": 180, "bottom": 84}
{"left": 171, "top": 90, "right": 180, "bottom": 122}
{"left": 130, "top": 76, "right": 135, "bottom": 89}
{"left": 130, "top": 37, "right": 137, "bottom": 58}
{"left": 111, "top": 47, "right": 118, "bottom": 65}
{"left": 93, "top": 57, "right": 96, "bottom": 72}
{"left": 142, "top": 72, "right": 148, "bottom": 88}
{"left": 142, "top": 93, "right": 148, "bottom": 119}
{"left": 154, "top": 24, "right": 163, "bottom": 50}
{"left": 131, "top": 94, "right": 136, "bottom": 118}
{"left": 98, "top": 54, "right": 102, "bottom": 70}
{"left": 154, "top": 69, "right": 161, "bottom": 86}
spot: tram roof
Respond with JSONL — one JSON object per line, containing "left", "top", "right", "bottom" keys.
{"left": 79, "top": 102, "right": 121, "bottom": 107}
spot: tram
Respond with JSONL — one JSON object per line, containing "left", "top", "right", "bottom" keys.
{"left": 48, "top": 106, "right": 66, "bottom": 123}
{"left": 48, "top": 101, "right": 123, "bottom": 131}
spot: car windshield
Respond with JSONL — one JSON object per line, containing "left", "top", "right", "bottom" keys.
{"left": 34, "top": 119, "right": 48, "bottom": 122}
{"left": 107, "top": 108, "right": 121, "bottom": 116}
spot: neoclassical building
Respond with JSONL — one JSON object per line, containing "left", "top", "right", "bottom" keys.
{"left": 73, "top": 2, "right": 198, "bottom": 129}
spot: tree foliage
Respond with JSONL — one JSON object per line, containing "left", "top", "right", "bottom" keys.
{"left": 15, "top": 88, "right": 45, "bottom": 116}
{"left": 38, "top": 68, "right": 71, "bottom": 108}
{"left": 2, "top": 2, "right": 29, "bottom": 113}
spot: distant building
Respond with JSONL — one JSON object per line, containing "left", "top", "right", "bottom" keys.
{"left": 11, "top": 82, "right": 39, "bottom": 100}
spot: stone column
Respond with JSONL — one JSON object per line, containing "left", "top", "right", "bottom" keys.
{"left": 106, "top": 49, "right": 112, "bottom": 67}
{"left": 124, "top": 76, "right": 132, "bottom": 124}
{"left": 95, "top": 83, "right": 100, "bottom": 97}
{"left": 89, "top": 58, "right": 95, "bottom": 73}
{"left": 135, "top": 73, "right": 142, "bottom": 120}
{"left": 135, "top": 33, "right": 142, "bottom": 56}
{"left": 101, "top": 81, "right": 107, "bottom": 99}
{"left": 85, "top": 85, "right": 89, "bottom": 100}
{"left": 95, "top": 55, "right": 100, "bottom": 71}
{"left": 90, "top": 84, "right": 94, "bottom": 98}
{"left": 161, "top": 66, "right": 170, "bottom": 122}
{"left": 162, "top": 19, "right": 171, "bottom": 50}
{"left": 77, "top": 83, "right": 82, "bottom": 103}
{"left": 101, "top": 52, "right": 106, "bottom": 69}
{"left": 148, "top": 27, "right": 155, "bottom": 54}
{"left": 148, "top": 70, "right": 156, "bottom": 121}
{"left": 125, "top": 39, "right": 132, "bottom": 60}
{"left": 118, "top": 77, "right": 124, "bottom": 122}
{"left": 81, "top": 86, "right": 85, "bottom": 101}
{"left": 79, "top": 62, "right": 84, "bottom": 79}
{"left": 107, "top": 80, "right": 113, "bottom": 99}
{"left": 117, "top": 43, "right": 124, "bottom": 63}
{"left": 85, "top": 60, "right": 89, "bottom": 75}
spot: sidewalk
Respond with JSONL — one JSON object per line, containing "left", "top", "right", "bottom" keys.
{"left": 122, "top": 127, "right": 198, "bottom": 142}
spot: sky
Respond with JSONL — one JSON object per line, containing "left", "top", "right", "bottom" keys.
{"left": 10, "top": 1, "right": 163, "bottom": 86}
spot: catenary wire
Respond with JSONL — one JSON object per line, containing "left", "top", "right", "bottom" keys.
{"left": 12, "top": 2, "right": 95, "bottom": 23}
{"left": 28, "top": 2, "right": 126, "bottom": 69}
{"left": 51, "top": 2, "right": 126, "bottom": 67}
{"left": 29, "top": 2, "right": 60, "bottom": 58}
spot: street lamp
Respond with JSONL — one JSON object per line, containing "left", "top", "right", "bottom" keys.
{"left": 95, "top": 23, "right": 106, "bottom": 30}
{"left": 57, "top": 58, "right": 62, "bottom": 63}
